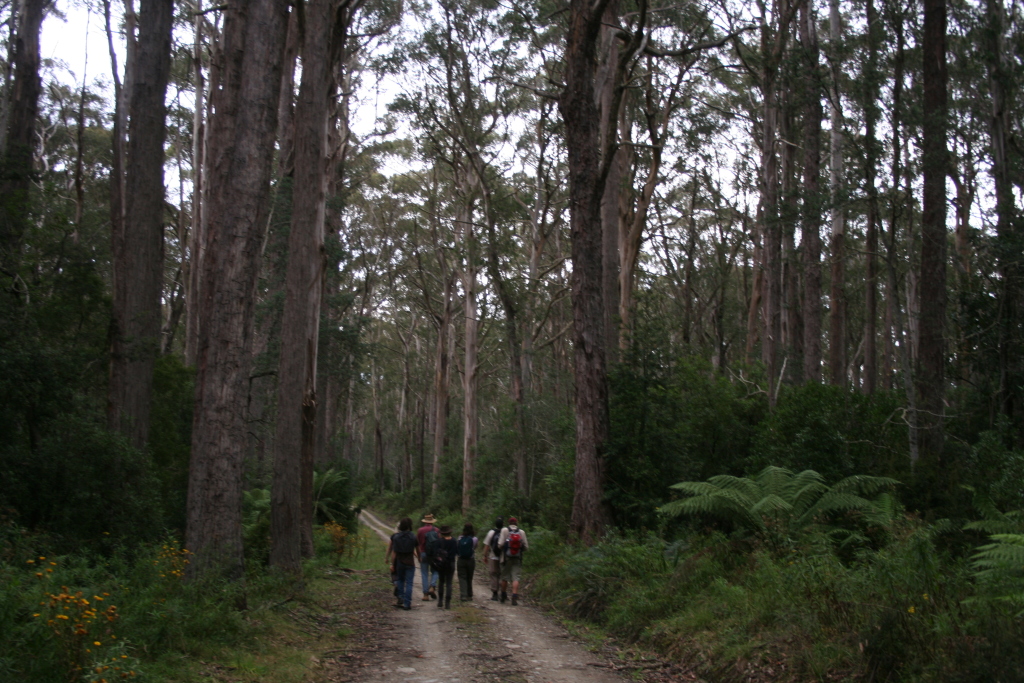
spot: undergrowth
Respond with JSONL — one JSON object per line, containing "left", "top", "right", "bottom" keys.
{"left": 0, "top": 521, "right": 376, "bottom": 682}
{"left": 529, "top": 523, "right": 1024, "bottom": 682}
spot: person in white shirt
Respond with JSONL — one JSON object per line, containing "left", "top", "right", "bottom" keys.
{"left": 498, "top": 516, "right": 529, "bottom": 605}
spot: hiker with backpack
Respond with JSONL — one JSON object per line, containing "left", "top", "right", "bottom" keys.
{"left": 416, "top": 514, "right": 440, "bottom": 601}
{"left": 433, "top": 525, "right": 458, "bottom": 609}
{"left": 499, "top": 516, "right": 529, "bottom": 605}
{"left": 455, "top": 523, "right": 478, "bottom": 601}
{"left": 385, "top": 517, "right": 417, "bottom": 610}
{"left": 482, "top": 517, "right": 505, "bottom": 601}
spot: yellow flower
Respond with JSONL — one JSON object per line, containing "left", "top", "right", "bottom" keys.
{"left": 26, "top": 559, "right": 34, "bottom": 564}
{"left": 922, "top": 593, "right": 929, "bottom": 601}
{"left": 907, "top": 605, "right": 916, "bottom": 613}
{"left": 94, "top": 641, "right": 102, "bottom": 646}
{"left": 56, "top": 614, "right": 69, "bottom": 620}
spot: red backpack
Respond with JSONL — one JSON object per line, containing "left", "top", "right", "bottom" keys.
{"left": 505, "top": 529, "right": 524, "bottom": 557}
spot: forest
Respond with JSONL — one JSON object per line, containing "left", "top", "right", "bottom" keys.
{"left": 1, "top": 0, "right": 1023, "bottom": 680}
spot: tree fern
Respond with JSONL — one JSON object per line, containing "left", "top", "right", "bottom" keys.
{"left": 963, "top": 490, "right": 1024, "bottom": 613}
{"left": 660, "top": 466, "right": 899, "bottom": 552}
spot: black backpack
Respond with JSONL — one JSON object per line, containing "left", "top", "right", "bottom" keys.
{"left": 424, "top": 528, "right": 441, "bottom": 558}
{"left": 392, "top": 531, "right": 416, "bottom": 555}
{"left": 457, "top": 535, "right": 475, "bottom": 559}
{"left": 488, "top": 528, "right": 503, "bottom": 557}
{"left": 429, "top": 544, "right": 449, "bottom": 571}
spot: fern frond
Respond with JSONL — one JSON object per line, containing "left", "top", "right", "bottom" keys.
{"left": 754, "top": 466, "right": 795, "bottom": 497}
{"left": 750, "top": 494, "right": 794, "bottom": 516}
{"left": 830, "top": 474, "right": 900, "bottom": 496}
{"left": 706, "top": 475, "right": 761, "bottom": 502}
{"left": 972, "top": 534, "right": 1024, "bottom": 579}
{"left": 669, "top": 481, "right": 723, "bottom": 497}
{"left": 964, "top": 519, "right": 1024, "bottom": 534}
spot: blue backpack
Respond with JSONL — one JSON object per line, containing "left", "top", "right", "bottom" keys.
{"left": 457, "top": 536, "right": 474, "bottom": 559}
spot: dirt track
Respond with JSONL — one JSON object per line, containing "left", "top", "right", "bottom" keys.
{"left": 354, "top": 509, "right": 635, "bottom": 683}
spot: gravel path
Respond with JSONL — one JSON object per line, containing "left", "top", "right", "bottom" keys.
{"left": 355, "top": 509, "right": 631, "bottom": 683}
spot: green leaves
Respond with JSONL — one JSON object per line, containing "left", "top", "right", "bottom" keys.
{"left": 661, "top": 466, "right": 899, "bottom": 552}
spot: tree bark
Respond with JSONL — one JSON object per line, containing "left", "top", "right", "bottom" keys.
{"left": 186, "top": 0, "right": 290, "bottom": 582}
{"left": 0, "top": 0, "right": 47, "bottom": 276}
{"left": 597, "top": 0, "right": 621, "bottom": 361}
{"left": 987, "top": 0, "right": 1018, "bottom": 421}
{"left": 185, "top": 0, "right": 206, "bottom": 367}
{"left": 461, "top": 208, "right": 478, "bottom": 514}
{"left": 558, "top": 0, "right": 614, "bottom": 543}
{"left": 800, "top": 0, "right": 823, "bottom": 383}
{"left": 107, "top": 0, "right": 174, "bottom": 450}
{"left": 270, "top": 0, "right": 337, "bottom": 574}
{"left": 917, "top": 0, "right": 948, "bottom": 463}
{"left": 863, "top": 0, "right": 880, "bottom": 394}
{"left": 828, "top": 0, "right": 846, "bottom": 386}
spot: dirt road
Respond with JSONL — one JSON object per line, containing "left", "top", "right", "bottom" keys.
{"left": 353, "top": 509, "right": 634, "bottom": 683}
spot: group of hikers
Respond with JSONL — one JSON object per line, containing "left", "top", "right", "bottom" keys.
{"left": 385, "top": 513, "right": 529, "bottom": 611}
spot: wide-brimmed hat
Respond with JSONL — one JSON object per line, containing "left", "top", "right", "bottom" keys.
{"left": 421, "top": 513, "right": 437, "bottom": 524}
{"left": 438, "top": 524, "right": 453, "bottom": 536}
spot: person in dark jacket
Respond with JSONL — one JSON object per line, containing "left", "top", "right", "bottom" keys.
{"left": 456, "top": 523, "right": 478, "bottom": 601}
{"left": 435, "top": 525, "right": 458, "bottom": 609}
{"left": 385, "top": 517, "right": 417, "bottom": 610}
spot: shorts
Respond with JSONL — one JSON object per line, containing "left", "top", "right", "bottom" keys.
{"left": 500, "top": 557, "right": 522, "bottom": 583}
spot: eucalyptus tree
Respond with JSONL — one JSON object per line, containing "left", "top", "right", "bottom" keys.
{"left": 107, "top": 0, "right": 174, "bottom": 450}
{"left": 916, "top": 0, "right": 948, "bottom": 465}
{"left": 0, "top": 0, "right": 49, "bottom": 279}
{"left": 186, "top": 0, "right": 290, "bottom": 581}
{"left": 270, "top": 0, "right": 352, "bottom": 574}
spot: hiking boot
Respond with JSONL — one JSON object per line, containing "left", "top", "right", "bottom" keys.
{"left": 422, "top": 594, "right": 430, "bottom": 601}
{"left": 500, "top": 591, "right": 507, "bottom": 603}
{"left": 401, "top": 605, "right": 411, "bottom": 611}
{"left": 429, "top": 588, "right": 437, "bottom": 599}
{"left": 511, "top": 594, "right": 518, "bottom": 606}
{"left": 490, "top": 591, "right": 498, "bottom": 601}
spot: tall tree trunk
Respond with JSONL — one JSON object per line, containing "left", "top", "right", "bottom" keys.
{"left": 780, "top": 89, "right": 801, "bottom": 380}
{"left": 558, "top": 0, "right": 615, "bottom": 543}
{"left": 270, "top": 0, "right": 337, "bottom": 574}
{"left": 107, "top": 0, "right": 174, "bottom": 450}
{"left": 431, "top": 270, "right": 454, "bottom": 495}
{"left": 185, "top": 0, "right": 206, "bottom": 367}
{"left": 800, "top": 0, "right": 823, "bottom": 383}
{"left": 863, "top": 0, "right": 880, "bottom": 394}
{"left": 917, "top": 0, "right": 948, "bottom": 463}
{"left": 484, "top": 201, "right": 527, "bottom": 494}
{"left": 461, "top": 211, "right": 478, "bottom": 514}
{"left": 0, "top": 0, "right": 46, "bottom": 276}
{"left": 828, "top": 0, "right": 846, "bottom": 386}
{"left": 761, "top": 52, "right": 782, "bottom": 405}
{"left": 597, "top": 0, "right": 621, "bottom": 361}
{"left": 186, "top": 0, "right": 290, "bottom": 582}
{"left": 987, "top": 0, "right": 1018, "bottom": 422}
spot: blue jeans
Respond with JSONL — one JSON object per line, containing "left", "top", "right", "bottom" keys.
{"left": 396, "top": 563, "right": 416, "bottom": 608}
{"left": 420, "top": 553, "right": 437, "bottom": 593}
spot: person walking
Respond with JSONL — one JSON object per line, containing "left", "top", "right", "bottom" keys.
{"left": 435, "top": 525, "right": 458, "bottom": 609}
{"left": 416, "top": 514, "right": 439, "bottom": 601}
{"left": 456, "top": 523, "right": 478, "bottom": 602}
{"left": 385, "top": 517, "right": 417, "bottom": 610}
{"left": 482, "top": 517, "right": 505, "bottom": 601}
{"left": 499, "top": 516, "right": 529, "bottom": 605}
